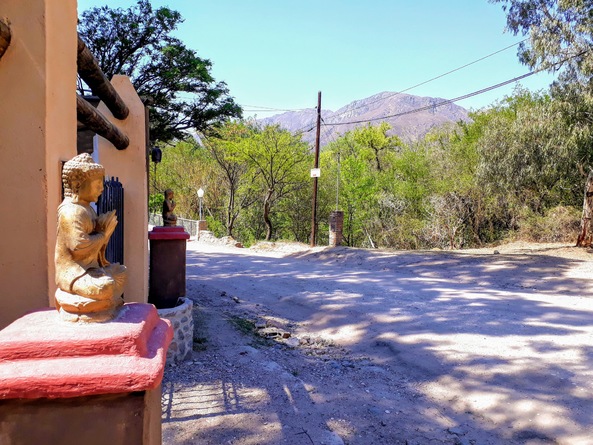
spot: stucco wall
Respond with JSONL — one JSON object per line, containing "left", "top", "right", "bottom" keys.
{"left": 96, "top": 76, "right": 149, "bottom": 303}
{"left": 0, "top": 1, "right": 77, "bottom": 329}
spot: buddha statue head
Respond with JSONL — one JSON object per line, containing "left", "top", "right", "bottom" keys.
{"left": 62, "top": 153, "right": 105, "bottom": 201}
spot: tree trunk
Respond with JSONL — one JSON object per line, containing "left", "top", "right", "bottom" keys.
{"left": 576, "top": 170, "right": 593, "bottom": 247}
{"left": 226, "top": 192, "right": 235, "bottom": 237}
{"left": 263, "top": 189, "right": 274, "bottom": 241}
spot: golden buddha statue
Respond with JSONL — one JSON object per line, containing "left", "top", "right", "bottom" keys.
{"left": 54, "top": 153, "right": 127, "bottom": 322}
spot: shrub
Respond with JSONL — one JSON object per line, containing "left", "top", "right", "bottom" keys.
{"left": 514, "top": 205, "right": 581, "bottom": 243}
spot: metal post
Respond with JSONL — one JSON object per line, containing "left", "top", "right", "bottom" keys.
{"left": 336, "top": 150, "right": 340, "bottom": 211}
{"left": 310, "top": 91, "right": 322, "bottom": 247}
{"left": 197, "top": 187, "right": 204, "bottom": 221}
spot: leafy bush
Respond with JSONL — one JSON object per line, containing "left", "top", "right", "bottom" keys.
{"left": 148, "top": 193, "right": 164, "bottom": 214}
{"left": 513, "top": 205, "right": 580, "bottom": 243}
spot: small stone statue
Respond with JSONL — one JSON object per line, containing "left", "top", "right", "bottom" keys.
{"left": 54, "top": 153, "right": 127, "bottom": 322}
{"left": 162, "top": 189, "right": 177, "bottom": 226}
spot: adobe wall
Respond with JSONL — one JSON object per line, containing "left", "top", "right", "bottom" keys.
{"left": 0, "top": 1, "right": 77, "bottom": 329}
{"left": 96, "top": 76, "right": 149, "bottom": 303}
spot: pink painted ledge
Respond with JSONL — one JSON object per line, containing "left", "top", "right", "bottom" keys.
{"left": 0, "top": 303, "right": 173, "bottom": 399}
{"left": 148, "top": 226, "right": 190, "bottom": 241}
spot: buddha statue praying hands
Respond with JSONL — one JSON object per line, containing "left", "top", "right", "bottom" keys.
{"left": 54, "top": 153, "right": 127, "bottom": 322}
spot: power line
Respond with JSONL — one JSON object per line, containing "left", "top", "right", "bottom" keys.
{"left": 328, "top": 39, "right": 528, "bottom": 121}
{"left": 323, "top": 71, "right": 537, "bottom": 127}
{"left": 242, "top": 104, "right": 308, "bottom": 113}
{"left": 322, "top": 48, "right": 589, "bottom": 127}
{"left": 291, "top": 39, "right": 528, "bottom": 135}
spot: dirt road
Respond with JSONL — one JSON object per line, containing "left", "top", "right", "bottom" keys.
{"left": 162, "top": 241, "right": 593, "bottom": 445}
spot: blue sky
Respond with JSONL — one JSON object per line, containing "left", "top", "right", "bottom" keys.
{"left": 77, "top": 1, "right": 557, "bottom": 117}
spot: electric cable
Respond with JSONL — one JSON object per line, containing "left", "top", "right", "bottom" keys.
{"left": 322, "top": 48, "right": 590, "bottom": 127}
{"left": 328, "top": 39, "right": 528, "bottom": 120}
{"left": 322, "top": 71, "right": 536, "bottom": 126}
{"left": 290, "top": 39, "right": 528, "bottom": 134}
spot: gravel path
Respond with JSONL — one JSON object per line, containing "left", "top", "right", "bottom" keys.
{"left": 162, "top": 241, "right": 593, "bottom": 445}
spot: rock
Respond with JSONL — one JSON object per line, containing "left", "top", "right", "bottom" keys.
{"left": 448, "top": 426, "right": 466, "bottom": 436}
{"left": 285, "top": 337, "right": 300, "bottom": 348}
{"left": 321, "top": 431, "right": 344, "bottom": 445}
{"left": 368, "top": 407, "right": 383, "bottom": 416}
{"left": 258, "top": 327, "right": 290, "bottom": 339}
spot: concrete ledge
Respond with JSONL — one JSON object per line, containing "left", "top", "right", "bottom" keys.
{"left": 0, "top": 303, "right": 172, "bottom": 399}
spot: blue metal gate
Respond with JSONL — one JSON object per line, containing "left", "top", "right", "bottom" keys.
{"left": 97, "top": 177, "right": 124, "bottom": 264}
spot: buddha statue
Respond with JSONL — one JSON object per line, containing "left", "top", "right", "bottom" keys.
{"left": 54, "top": 153, "right": 127, "bottom": 322}
{"left": 162, "top": 189, "right": 177, "bottom": 226}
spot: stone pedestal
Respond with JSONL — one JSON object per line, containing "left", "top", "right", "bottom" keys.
{"left": 0, "top": 303, "right": 173, "bottom": 445}
{"left": 157, "top": 297, "right": 194, "bottom": 364}
{"left": 329, "top": 210, "right": 344, "bottom": 247}
{"left": 197, "top": 220, "right": 208, "bottom": 239}
{"left": 148, "top": 226, "right": 190, "bottom": 309}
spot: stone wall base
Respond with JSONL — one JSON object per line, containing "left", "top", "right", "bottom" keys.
{"left": 329, "top": 211, "right": 344, "bottom": 247}
{"left": 157, "top": 297, "right": 194, "bottom": 364}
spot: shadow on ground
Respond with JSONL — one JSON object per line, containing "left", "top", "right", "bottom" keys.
{"left": 162, "top": 245, "right": 593, "bottom": 444}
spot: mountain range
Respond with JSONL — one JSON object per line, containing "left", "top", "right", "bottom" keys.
{"left": 258, "top": 91, "right": 470, "bottom": 146}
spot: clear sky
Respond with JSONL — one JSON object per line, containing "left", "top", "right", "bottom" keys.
{"left": 77, "top": 0, "right": 558, "bottom": 117}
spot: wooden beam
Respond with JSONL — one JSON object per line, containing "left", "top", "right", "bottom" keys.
{"left": 0, "top": 19, "right": 11, "bottom": 61}
{"left": 77, "top": 36, "right": 129, "bottom": 120}
{"left": 77, "top": 95, "right": 129, "bottom": 150}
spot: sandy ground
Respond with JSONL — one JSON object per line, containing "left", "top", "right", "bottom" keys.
{"left": 162, "top": 239, "right": 593, "bottom": 445}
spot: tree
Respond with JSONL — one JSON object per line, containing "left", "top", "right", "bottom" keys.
{"left": 151, "top": 140, "right": 223, "bottom": 222}
{"left": 321, "top": 123, "right": 403, "bottom": 248}
{"left": 478, "top": 89, "right": 582, "bottom": 210}
{"left": 203, "top": 122, "right": 260, "bottom": 237}
{"left": 350, "top": 122, "right": 402, "bottom": 172}
{"left": 243, "top": 125, "right": 310, "bottom": 241}
{"left": 78, "top": 0, "right": 242, "bottom": 143}
{"left": 490, "top": 0, "right": 593, "bottom": 84}
{"left": 576, "top": 169, "right": 593, "bottom": 246}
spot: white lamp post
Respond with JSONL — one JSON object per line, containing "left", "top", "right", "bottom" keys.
{"left": 197, "top": 187, "right": 204, "bottom": 221}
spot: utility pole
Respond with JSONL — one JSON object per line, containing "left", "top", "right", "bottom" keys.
{"left": 310, "top": 91, "right": 322, "bottom": 247}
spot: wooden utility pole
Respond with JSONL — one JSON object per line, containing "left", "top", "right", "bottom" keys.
{"left": 310, "top": 91, "right": 322, "bottom": 247}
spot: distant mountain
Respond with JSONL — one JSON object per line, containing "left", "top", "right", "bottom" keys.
{"left": 258, "top": 91, "right": 470, "bottom": 146}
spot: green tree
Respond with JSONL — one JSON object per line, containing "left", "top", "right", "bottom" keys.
{"left": 477, "top": 89, "right": 581, "bottom": 212}
{"left": 321, "top": 123, "right": 402, "bottom": 247}
{"left": 78, "top": 0, "right": 242, "bottom": 143}
{"left": 490, "top": 0, "right": 593, "bottom": 176}
{"left": 203, "top": 122, "right": 260, "bottom": 237}
{"left": 351, "top": 122, "right": 402, "bottom": 172}
{"left": 152, "top": 140, "right": 223, "bottom": 224}
{"left": 490, "top": 0, "right": 593, "bottom": 84}
{"left": 243, "top": 125, "right": 311, "bottom": 241}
